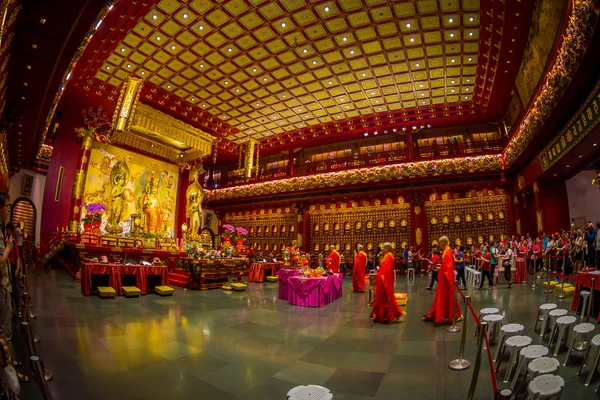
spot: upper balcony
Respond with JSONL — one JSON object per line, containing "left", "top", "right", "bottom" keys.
{"left": 213, "top": 137, "right": 504, "bottom": 189}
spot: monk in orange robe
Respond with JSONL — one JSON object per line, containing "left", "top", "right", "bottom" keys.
{"left": 423, "top": 236, "right": 462, "bottom": 324}
{"left": 353, "top": 245, "right": 367, "bottom": 292}
{"left": 326, "top": 245, "right": 340, "bottom": 273}
{"left": 371, "top": 243, "right": 405, "bottom": 323}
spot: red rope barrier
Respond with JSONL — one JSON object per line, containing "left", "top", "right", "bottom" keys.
{"left": 483, "top": 330, "right": 499, "bottom": 396}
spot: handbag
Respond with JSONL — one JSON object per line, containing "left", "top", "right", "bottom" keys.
{"left": 502, "top": 260, "right": 511, "bottom": 268}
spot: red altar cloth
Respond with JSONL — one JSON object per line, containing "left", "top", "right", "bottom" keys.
{"left": 248, "top": 262, "right": 283, "bottom": 283}
{"left": 515, "top": 259, "right": 528, "bottom": 283}
{"left": 276, "top": 269, "right": 299, "bottom": 301}
{"left": 287, "top": 274, "right": 343, "bottom": 307}
{"left": 81, "top": 262, "right": 168, "bottom": 296}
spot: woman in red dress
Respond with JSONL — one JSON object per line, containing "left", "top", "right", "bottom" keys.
{"left": 423, "top": 236, "right": 462, "bottom": 324}
{"left": 371, "top": 243, "right": 405, "bottom": 323}
{"left": 352, "top": 245, "right": 367, "bottom": 292}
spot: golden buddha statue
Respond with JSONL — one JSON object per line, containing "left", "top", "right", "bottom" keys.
{"left": 105, "top": 159, "right": 130, "bottom": 234}
{"left": 186, "top": 181, "right": 203, "bottom": 237}
{"left": 142, "top": 178, "right": 161, "bottom": 234}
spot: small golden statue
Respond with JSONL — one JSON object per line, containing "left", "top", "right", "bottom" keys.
{"left": 105, "top": 158, "right": 130, "bottom": 234}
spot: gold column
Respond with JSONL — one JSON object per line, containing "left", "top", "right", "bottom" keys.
{"left": 68, "top": 128, "right": 94, "bottom": 232}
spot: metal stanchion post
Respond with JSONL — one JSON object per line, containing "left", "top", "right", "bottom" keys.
{"left": 466, "top": 321, "right": 487, "bottom": 400}
{"left": 446, "top": 281, "right": 461, "bottom": 333}
{"left": 557, "top": 276, "right": 566, "bottom": 299}
{"left": 531, "top": 255, "right": 537, "bottom": 289}
{"left": 588, "top": 278, "right": 595, "bottom": 323}
{"left": 544, "top": 256, "right": 552, "bottom": 303}
{"left": 449, "top": 296, "right": 471, "bottom": 370}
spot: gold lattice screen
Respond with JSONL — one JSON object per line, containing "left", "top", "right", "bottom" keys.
{"left": 225, "top": 211, "right": 296, "bottom": 252}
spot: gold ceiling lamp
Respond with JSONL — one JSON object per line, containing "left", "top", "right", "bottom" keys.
{"left": 112, "top": 77, "right": 144, "bottom": 134}
{"left": 592, "top": 170, "right": 600, "bottom": 189}
{"left": 244, "top": 138, "right": 257, "bottom": 178}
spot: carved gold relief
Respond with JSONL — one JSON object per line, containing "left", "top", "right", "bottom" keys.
{"left": 416, "top": 228, "right": 422, "bottom": 245}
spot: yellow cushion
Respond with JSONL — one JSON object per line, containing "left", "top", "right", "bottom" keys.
{"left": 155, "top": 286, "right": 174, "bottom": 296}
{"left": 395, "top": 292, "right": 408, "bottom": 305}
{"left": 543, "top": 281, "right": 558, "bottom": 289}
{"left": 222, "top": 284, "right": 232, "bottom": 291}
{"left": 562, "top": 287, "right": 576, "bottom": 296}
{"left": 231, "top": 282, "right": 247, "bottom": 291}
{"left": 97, "top": 286, "right": 116, "bottom": 298}
{"left": 122, "top": 286, "right": 141, "bottom": 297}
{"left": 266, "top": 276, "right": 279, "bottom": 282}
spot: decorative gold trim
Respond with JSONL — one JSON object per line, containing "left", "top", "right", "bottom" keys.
{"left": 416, "top": 228, "right": 422, "bottom": 245}
{"left": 309, "top": 203, "right": 410, "bottom": 215}
{"left": 112, "top": 77, "right": 143, "bottom": 133}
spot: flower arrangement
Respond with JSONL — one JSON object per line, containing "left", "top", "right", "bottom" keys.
{"left": 222, "top": 224, "right": 235, "bottom": 239}
{"left": 236, "top": 226, "right": 248, "bottom": 242}
{"left": 206, "top": 249, "right": 222, "bottom": 260}
{"left": 222, "top": 245, "right": 236, "bottom": 258}
{"left": 184, "top": 242, "right": 205, "bottom": 259}
{"left": 85, "top": 203, "right": 107, "bottom": 214}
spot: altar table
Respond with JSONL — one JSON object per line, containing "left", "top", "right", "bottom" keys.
{"left": 248, "top": 262, "right": 284, "bottom": 283}
{"left": 286, "top": 273, "right": 343, "bottom": 307}
{"left": 276, "top": 269, "right": 299, "bottom": 301}
{"left": 81, "top": 262, "right": 168, "bottom": 296}
{"left": 515, "top": 258, "right": 528, "bottom": 283}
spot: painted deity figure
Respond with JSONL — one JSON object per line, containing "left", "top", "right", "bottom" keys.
{"left": 142, "top": 179, "right": 161, "bottom": 234}
{"left": 105, "top": 159, "right": 130, "bottom": 234}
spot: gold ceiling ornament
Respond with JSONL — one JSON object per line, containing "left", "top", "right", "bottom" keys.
{"left": 112, "top": 77, "right": 144, "bottom": 133}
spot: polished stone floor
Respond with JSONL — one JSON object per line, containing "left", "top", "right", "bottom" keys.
{"left": 19, "top": 270, "right": 600, "bottom": 399}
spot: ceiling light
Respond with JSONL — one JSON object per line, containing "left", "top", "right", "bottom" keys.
{"left": 141, "top": 71, "right": 145, "bottom": 75}
{"left": 467, "top": 78, "right": 471, "bottom": 82}
{"left": 182, "top": 13, "right": 188, "bottom": 18}
{"left": 410, "top": 37, "right": 415, "bottom": 42}
{"left": 402, "top": 127, "right": 407, "bottom": 131}
{"left": 350, "top": 50, "right": 355, "bottom": 54}
{"left": 554, "top": 174, "right": 558, "bottom": 177}
{"left": 236, "top": 89, "right": 240, "bottom": 92}
{"left": 451, "top": 59, "right": 456, "bottom": 63}
{"left": 228, "top": 48, "right": 232, "bottom": 52}
{"left": 324, "top": 6, "right": 330, "bottom": 12}
{"left": 416, "top": 63, "right": 420, "bottom": 67}
{"left": 449, "top": 18, "right": 454, "bottom": 23}
{"left": 406, "top": 23, "right": 411, "bottom": 28}
{"left": 252, "top": 68, "right": 257, "bottom": 72}
{"left": 566, "top": 165, "right": 570, "bottom": 168}
{"left": 378, "top": 107, "right": 382, "bottom": 111}
{"left": 579, "top": 155, "right": 583, "bottom": 158}
{"left": 312, "top": 60, "right": 317, "bottom": 65}
{"left": 198, "top": 25, "right": 204, "bottom": 30}
{"left": 427, "top": 124, "right": 431, "bottom": 128}
{"left": 120, "top": 47, "right": 125, "bottom": 52}
{"left": 106, "top": 66, "right": 110, "bottom": 70}
{"left": 256, "top": 103, "right": 260, "bottom": 106}
{"left": 282, "top": 94, "right": 286, "bottom": 98}
{"left": 419, "top": 84, "right": 423, "bottom": 87}
{"left": 594, "top": 143, "right": 598, "bottom": 146}
{"left": 450, "top": 33, "right": 455, "bottom": 37}
{"left": 303, "top": 49, "right": 308, "bottom": 53}
{"left": 171, "top": 45, "right": 176, "bottom": 50}
{"left": 469, "top": 32, "right": 474, "bottom": 36}
{"left": 263, "top": 77, "right": 267, "bottom": 81}
{"left": 202, "top": 104, "right": 206, "bottom": 107}
{"left": 362, "top": 73, "right": 366, "bottom": 77}
{"left": 167, "top": 84, "right": 171, "bottom": 88}
{"left": 305, "top": 115, "right": 309, "bottom": 118}
{"left": 191, "top": 97, "right": 195, "bottom": 101}
{"left": 451, "top": 80, "right": 455, "bottom": 84}
{"left": 281, "top": 22, "right": 286, "bottom": 27}
{"left": 156, "top": 36, "right": 161, "bottom": 41}
{"left": 422, "top": 100, "right": 426, "bottom": 104}
{"left": 224, "top": 80, "right": 229, "bottom": 84}
{"left": 451, "top": 89, "right": 455, "bottom": 93}
{"left": 372, "top": 91, "right": 375, "bottom": 95}
{"left": 468, "top": 57, "right": 472, "bottom": 61}
{"left": 466, "top": 88, "right": 470, "bottom": 91}
{"left": 469, "top": 17, "right": 474, "bottom": 22}
{"left": 127, "top": 64, "right": 131, "bottom": 68}
{"left": 343, "top": 37, "right": 347, "bottom": 41}
{"left": 328, "top": 81, "right": 332, "bottom": 84}
{"left": 152, "top": 14, "right": 157, "bottom": 19}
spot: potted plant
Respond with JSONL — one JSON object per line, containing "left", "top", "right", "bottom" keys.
{"left": 235, "top": 227, "right": 248, "bottom": 246}
{"left": 85, "top": 203, "right": 107, "bottom": 230}
{"left": 221, "top": 224, "right": 235, "bottom": 247}
{"left": 82, "top": 214, "right": 94, "bottom": 232}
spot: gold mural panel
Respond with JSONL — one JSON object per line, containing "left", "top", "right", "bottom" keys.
{"left": 81, "top": 142, "right": 179, "bottom": 236}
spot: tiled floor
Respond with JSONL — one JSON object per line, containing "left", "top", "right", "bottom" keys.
{"left": 19, "top": 270, "right": 600, "bottom": 399}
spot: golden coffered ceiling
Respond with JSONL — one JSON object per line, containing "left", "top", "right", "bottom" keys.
{"left": 94, "top": 0, "right": 483, "bottom": 143}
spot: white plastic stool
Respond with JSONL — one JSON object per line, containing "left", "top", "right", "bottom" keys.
{"left": 472, "top": 270, "right": 481, "bottom": 286}
{"left": 287, "top": 385, "right": 333, "bottom": 400}
{"left": 526, "top": 374, "right": 564, "bottom": 400}
{"left": 577, "top": 334, "right": 600, "bottom": 386}
{"left": 494, "top": 323, "right": 525, "bottom": 367}
{"left": 546, "top": 309, "right": 568, "bottom": 341}
{"left": 535, "top": 304, "right": 557, "bottom": 336}
{"left": 579, "top": 290, "right": 591, "bottom": 318}
{"left": 500, "top": 335, "right": 533, "bottom": 382}
{"left": 513, "top": 357, "right": 561, "bottom": 398}
{"left": 483, "top": 314, "right": 505, "bottom": 343}
{"left": 564, "top": 323, "right": 595, "bottom": 366}
{"left": 510, "top": 345, "right": 549, "bottom": 391}
{"left": 548, "top": 315, "right": 577, "bottom": 356}
{"left": 477, "top": 308, "right": 499, "bottom": 339}
{"left": 407, "top": 267, "right": 415, "bottom": 285}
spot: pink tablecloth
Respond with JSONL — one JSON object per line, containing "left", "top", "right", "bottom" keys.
{"left": 287, "top": 274, "right": 343, "bottom": 307}
{"left": 248, "top": 262, "right": 283, "bottom": 282}
{"left": 277, "top": 269, "right": 299, "bottom": 301}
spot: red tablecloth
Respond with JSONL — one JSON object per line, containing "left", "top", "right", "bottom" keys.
{"left": 81, "top": 263, "right": 168, "bottom": 296}
{"left": 277, "top": 269, "right": 299, "bottom": 301}
{"left": 515, "top": 259, "right": 528, "bottom": 283}
{"left": 248, "top": 262, "right": 283, "bottom": 282}
{"left": 287, "top": 274, "right": 343, "bottom": 307}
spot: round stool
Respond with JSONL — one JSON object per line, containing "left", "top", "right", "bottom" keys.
{"left": 483, "top": 314, "right": 505, "bottom": 343}
{"left": 535, "top": 303, "right": 557, "bottom": 337}
{"left": 477, "top": 308, "right": 499, "bottom": 338}
{"left": 510, "top": 345, "right": 549, "bottom": 391}
{"left": 526, "top": 374, "right": 564, "bottom": 399}
{"left": 564, "top": 322, "right": 595, "bottom": 366}
{"left": 548, "top": 315, "right": 577, "bottom": 356}
{"left": 287, "top": 385, "right": 333, "bottom": 400}
{"left": 500, "top": 335, "right": 533, "bottom": 383}
{"left": 494, "top": 324, "right": 525, "bottom": 366}
{"left": 578, "top": 334, "right": 600, "bottom": 386}
{"left": 513, "top": 357, "right": 560, "bottom": 398}
{"left": 579, "top": 290, "right": 591, "bottom": 318}
{"left": 546, "top": 309, "right": 568, "bottom": 341}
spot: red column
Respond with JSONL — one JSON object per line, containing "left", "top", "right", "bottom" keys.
{"left": 538, "top": 181, "right": 570, "bottom": 233}
{"left": 288, "top": 149, "right": 295, "bottom": 177}
{"left": 174, "top": 169, "right": 190, "bottom": 239}
{"left": 68, "top": 129, "right": 94, "bottom": 233}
